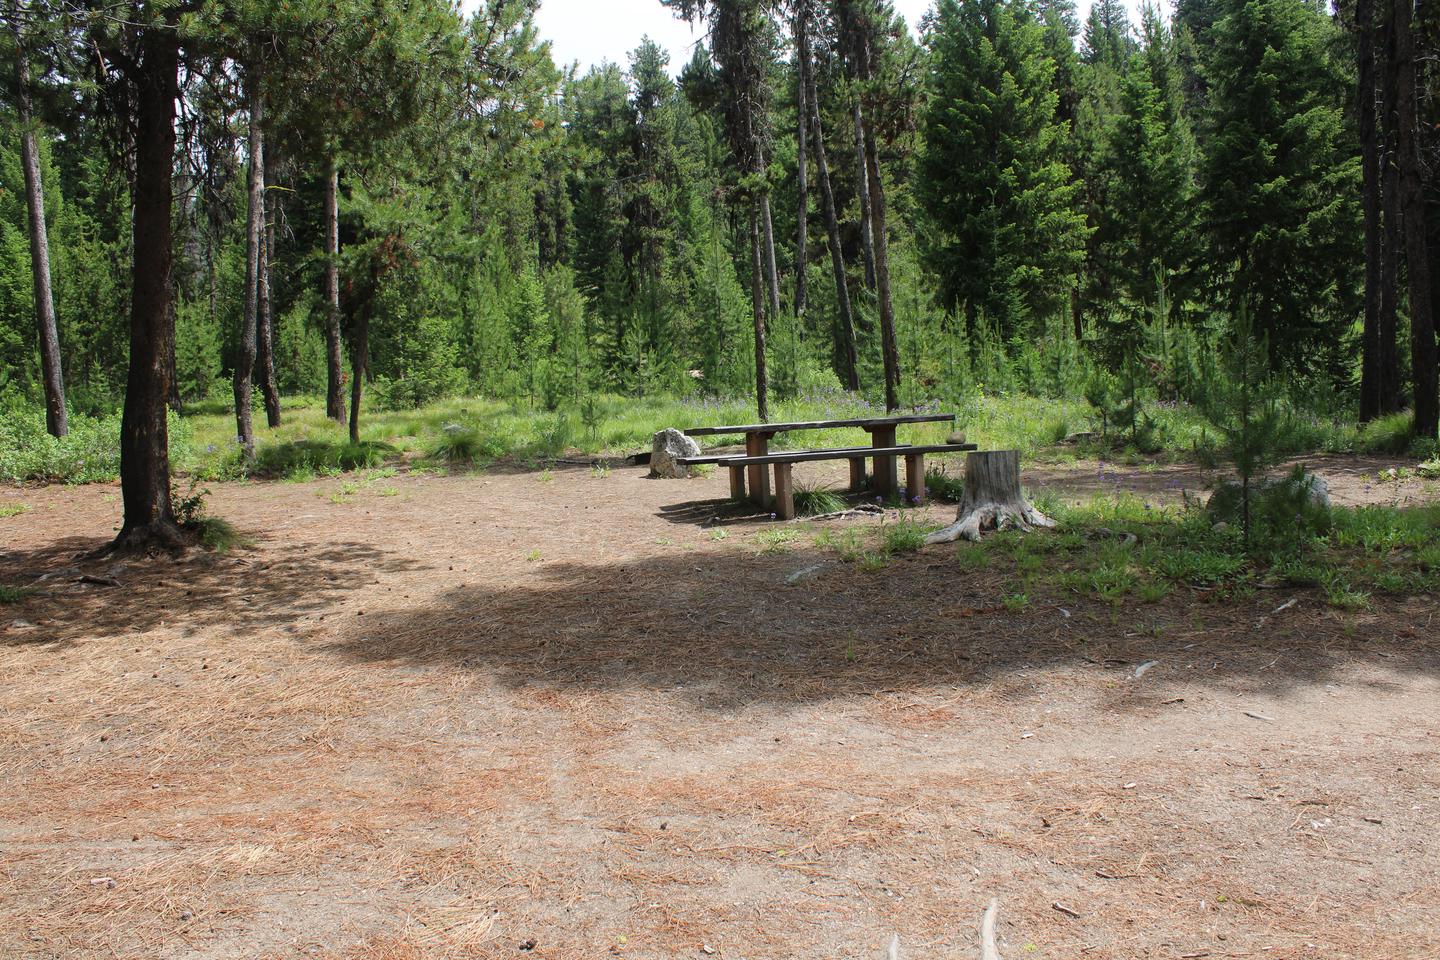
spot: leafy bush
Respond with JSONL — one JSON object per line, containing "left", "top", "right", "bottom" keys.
{"left": 0, "top": 401, "right": 123, "bottom": 483}
{"left": 925, "top": 465, "right": 967, "bottom": 502}
{"left": 254, "top": 439, "right": 393, "bottom": 478}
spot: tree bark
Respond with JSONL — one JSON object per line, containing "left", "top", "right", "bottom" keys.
{"left": 749, "top": 202, "right": 770, "bottom": 422}
{"left": 800, "top": 6, "right": 860, "bottom": 390}
{"left": 860, "top": 108, "right": 901, "bottom": 411}
{"left": 793, "top": 1, "right": 810, "bottom": 320}
{"left": 1394, "top": 0, "right": 1438, "bottom": 438}
{"left": 853, "top": 102, "right": 876, "bottom": 291}
{"left": 234, "top": 68, "right": 263, "bottom": 460}
{"left": 761, "top": 191, "right": 782, "bottom": 319}
{"left": 1379, "top": 4, "right": 1404, "bottom": 415}
{"left": 924, "top": 450, "right": 1056, "bottom": 544}
{"left": 1358, "top": 0, "right": 1382, "bottom": 422}
{"left": 349, "top": 304, "right": 369, "bottom": 445}
{"left": 15, "top": 34, "right": 67, "bottom": 438}
{"left": 256, "top": 148, "right": 281, "bottom": 428}
{"left": 114, "top": 28, "right": 185, "bottom": 551}
{"left": 324, "top": 160, "right": 347, "bottom": 423}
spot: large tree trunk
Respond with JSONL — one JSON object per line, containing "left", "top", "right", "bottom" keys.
{"left": 761, "top": 191, "right": 782, "bottom": 320}
{"left": 234, "top": 69, "right": 263, "bottom": 460}
{"left": 800, "top": 7, "right": 859, "bottom": 391}
{"left": 853, "top": 102, "right": 876, "bottom": 291}
{"left": 324, "top": 160, "right": 347, "bottom": 423}
{"left": 1377, "top": 0, "right": 1403, "bottom": 416}
{"left": 793, "top": 1, "right": 810, "bottom": 320}
{"left": 1379, "top": 126, "right": 1403, "bottom": 415}
{"left": 1358, "top": 0, "right": 1382, "bottom": 422}
{"left": 924, "top": 450, "right": 1055, "bottom": 544}
{"left": 749, "top": 202, "right": 770, "bottom": 423}
{"left": 1394, "top": 0, "right": 1438, "bottom": 438}
{"left": 114, "top": 28, "right": 184, "bottom": 551}
{"left": 256, "top": 148, "right": 281, "bottom": 428}
{"left": 15, "top": 34, "right": 67, "bottom": 438}
{"left": 860, "top": 108, "right": 901, "bottom": 411}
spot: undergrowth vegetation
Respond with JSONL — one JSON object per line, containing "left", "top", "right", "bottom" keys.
{"left": 3, "top": 389, "right": 1433, "bottom": 486}
{"left": 958, "top": 493, "right": 1440, "bottom": 610}
{"left": 802, "top": 480, "right": 1439, "bottom": 610}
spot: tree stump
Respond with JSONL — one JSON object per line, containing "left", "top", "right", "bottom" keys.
{"left": 925, "top": 449, "right": 1055, "bottom": 544}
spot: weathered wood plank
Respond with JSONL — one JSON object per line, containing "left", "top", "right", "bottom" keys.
{"left": 684, "top": 413, "right": 954, "bottom": 436}
{"left": 745, "top": 432, "right": 771, "bottom": 507}
{"left": 773, "top": 462, "right": 796, "bottom": 520}
{"left": 905, "top": 452, "right": 926, "bottom": 505}
{"left": 718, "top": 443, "right": 976, "bottom": 467}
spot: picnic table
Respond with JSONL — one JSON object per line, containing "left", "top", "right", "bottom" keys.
{"left": 684, "top": 413, "right": 956, "bottom": 505}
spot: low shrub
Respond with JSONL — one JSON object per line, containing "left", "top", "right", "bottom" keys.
{"left": 794, "top": 482, "right": 847, "bottom": 517}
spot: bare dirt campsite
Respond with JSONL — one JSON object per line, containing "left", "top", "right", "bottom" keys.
{"left": 3, "top": 455, "right": 1438, "bottom": 960}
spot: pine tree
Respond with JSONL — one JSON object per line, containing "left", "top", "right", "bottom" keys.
{"left": 1198, "top": 0, "right": 1360, "bottom": 370}
{"left": 1103, "top": 6, "right": 1198, "bottom": 326}
{"left": 918, "top": 0, "right": 1087, "bottom": 341}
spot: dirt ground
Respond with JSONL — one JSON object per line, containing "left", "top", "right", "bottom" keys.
{"left": 2, "top": 454, "right": 1438, "bottom": 960}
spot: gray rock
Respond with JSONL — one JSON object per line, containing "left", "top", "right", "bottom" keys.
{"left": 650, "top": 428, "right": 702, "bottom": 479}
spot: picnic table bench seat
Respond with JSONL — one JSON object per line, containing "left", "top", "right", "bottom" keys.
{"left": 678, "top": 442, "right": 978, "bottom": 520}
{"left": 677, "top": 444, "right": 912, "bottom": 500}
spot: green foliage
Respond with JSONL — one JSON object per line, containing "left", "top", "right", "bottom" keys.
{"left": 0, "top": 400, "right": 124, "bottom": 483}
{"left": 879, "top": 515, "right": 937, "bottom": 555}
{"left": 0, "top": 584, "right": 28, "bottom": 604}
{"left": 253, "top": 439, "right": 394, "bottom": 479}
{"left": 170, "top": 478, "right": 248, "bottom": 552}
{"left": 1200, "top": 300, "right": 1285, "bottom": 549}
{"left": 793, "top": 482, "right": 847, "bottom": 517}
{"left": 924, "top": 464, "right": 967, "bottom": 503}
{"left": 920, "top": 0, "right": 1089, "bottom": 337}
{"left": 1197, "top": 0, "right": 1360, "bottom": 371}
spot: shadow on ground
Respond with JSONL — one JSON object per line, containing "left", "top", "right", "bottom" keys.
{"left": 317, "top": 544, "right": 1439, "bottom": 709}
{"left": 0, "top": 535, "right": 427, "bottom": 649}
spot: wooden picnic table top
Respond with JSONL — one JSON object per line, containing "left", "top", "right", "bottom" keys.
{"left": 713, "top": 443, "right": 977, "bottom": 466}
{"left": 684, "top": 413, "right": 954, "bottom": 437}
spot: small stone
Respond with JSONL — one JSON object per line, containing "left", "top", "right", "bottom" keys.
{"left": 179, "top": 911, "right": 193, "bottom": 921}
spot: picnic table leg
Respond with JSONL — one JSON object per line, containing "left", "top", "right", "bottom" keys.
{"left": 905, "top": 453, "right": 925, "bottom": 506}
{"left": 869, "top": 425, "right": 899, "bottom": 499}
{"left": 728, "top": 463, "right": 746, "bottom": 500}
{"left": 773, "top": 463, "right": 795, "bottom": 520}
{"left": 848, "top": 456, "right": 867, "bottom": 492}
{"left": 746, "top": 431, "right": 771, "bottom": 507}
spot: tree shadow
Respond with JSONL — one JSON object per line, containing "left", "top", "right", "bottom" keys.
{"left": 655, "top": 496, "right": 777, "bottom": 527}
{"left": 315, "top": 545, "right": 1438, "bottom": 710}
{"left": 0, "top": 534, "right": 425, "bottom": 650}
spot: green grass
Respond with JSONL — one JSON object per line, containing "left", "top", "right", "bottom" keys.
{"left": 753, "top": 528, "right": 802, "bottom": 554}
{"left": 0, "top": 502, "right": 28, "bottom": 518}
{"left": 190, "top": 516, "right": 251, "bottom": 553}
{"left": 0, "top": 584, "right": 27, "bottom": 603}
{"left": 940, "top": 492, "right": 1440, "bottom": 609}
{"left": 793, "top": 482, "right": 847, "bottom": 517}
{"left": 811, "top": 514, "right": 940, "bottom": 569}
{"left": 2, "top": 387, "right": 1437, "bottom": 486}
